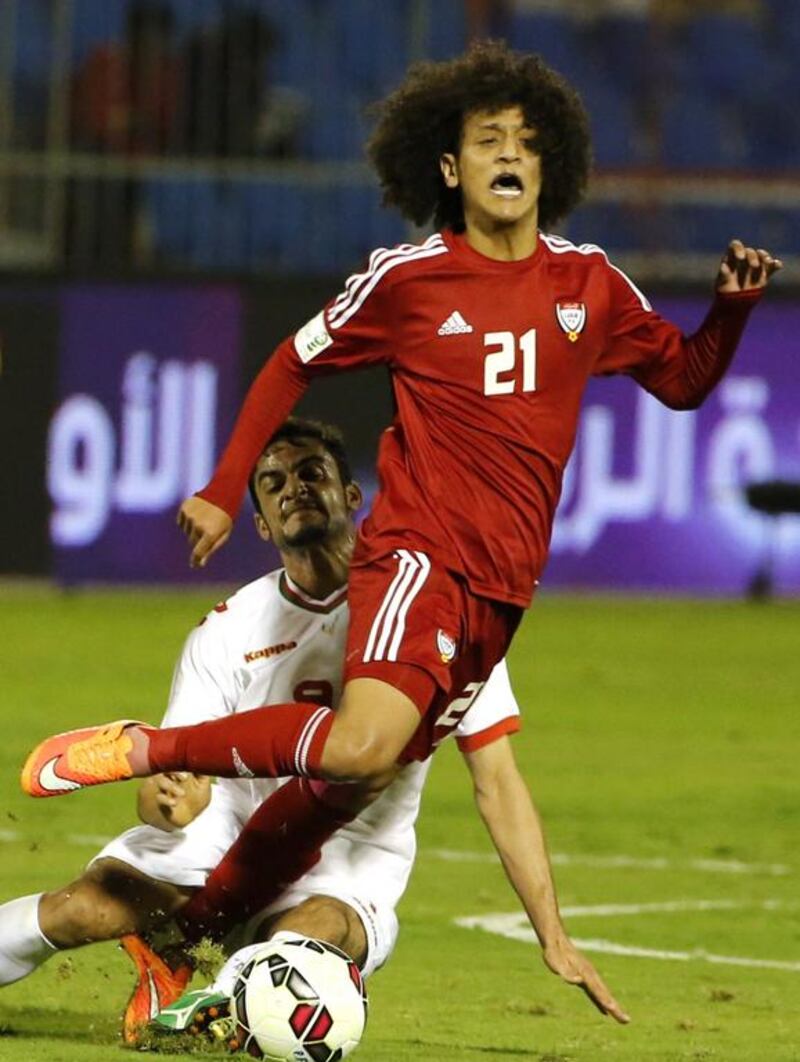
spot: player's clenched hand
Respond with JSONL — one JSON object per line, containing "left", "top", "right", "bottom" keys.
{"left": 716, "top": 239, "right": 783, "bottom": 294}
{"left": 153, "top": 772, "right": 211, "bottom": 828}
{"left": 542, "top": 936, "right": 630, "bottom": 1024}
{"left": 177, "top": 496, "right": 233, "bottom": 568}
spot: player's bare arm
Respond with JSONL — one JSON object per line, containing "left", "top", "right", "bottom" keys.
{"left": 137, "top": 773, "right": 211, "bottom": 832}
{"left": 463, "top": 736, "right": 630, "bottom": 1025}
{"left": 177, "top": 495, "right": 232, "bottom": 568}
{"left": 716, "top": 239, "right": 783, "bottom": 293}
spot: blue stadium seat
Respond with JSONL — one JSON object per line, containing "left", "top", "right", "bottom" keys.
{"left": 145, "top": 179, "right": 190, "bottom": 264}
{"left": 336, "top": 0, "right": 407, "bottom": 97}
{"left": 243, "top": 181, "right": 285, "bottom": 269}
{"left": 70, "top": 0, "right": 127, "bottom": 62}
{"left": 146, "top": 178, "right": 225, "bottom": 268}
{"left": 588, "top": 14, "right": 652, "bottom": 96}
{"left": 182, "top": 179, "right": 225, "bottom": 268}
{"left": 302, "top": 93, "right": 368, "bottom": 162}
{"left": 660, "top": 90, "right": 747, "bottom": 170}
{"left": 585, "top": 84, "right": 638, "bottom": 168}
{"left": 165, "top": 0, "right": 218, "bottom": 35}
{"left": 425, "top": 0, "right": 466, "bottom": 61}
{"left": 208, "top": 183, "right": 254, "bottom": 271}
{"left": 508, "top": 12, "right": 644, "bottom": 134}
{"left": 744, "top": 207, "right": 797, "bottom": 259}
{"left": 14, "top": 0, "right": 55, "bottom": 78}
{"left": 508, "top": 11, "right": 581, "bottom": 81}
{"left": 768, "top": 208, "right": 800, "bottom": 257}
{"left": 264, "top": 0, "right": 319, "bottom": 92}
{"left": 683, "top": 13, "right": 765, "bottom": 99}
{"left": 147, "top": 178, "right": 406, "bottom": 276}
{"left": 332, "top": 184, "right": 406, "bottom": 272}
{"left": 762, "top": 0, "right": 800, "bottom": 52}
{"left": 564, "top": 202, "right": 644, "bottom": 255}
{"left": 669, "top": 203, "right": 800, "bottom": 259}
{"left": 245, "top": 181, "right": 317, "bottom": 273}
{"left": 664, "top": 205, "right": 752, "bottom": 254}
{"left": 741, "top": 82, "right": 800, "bottom": 171}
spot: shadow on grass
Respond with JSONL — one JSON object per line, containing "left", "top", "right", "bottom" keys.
{"left": 0, "top": 1007, "right": 117, "bottom": 1046}
{"left": 0, "top": 1008, "right": 217, "bottom": 1058}
{"left": 386, "top": 1039, "right": 544, "bottom": 1057}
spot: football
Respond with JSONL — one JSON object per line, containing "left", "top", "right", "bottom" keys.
{"left": 230, "top": 935, "right": 368, "bottom": 1061}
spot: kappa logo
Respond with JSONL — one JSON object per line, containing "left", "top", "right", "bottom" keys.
{"left": 436, "top": 628, "right": 457, "bottom": 664}
{"left": 231, "top": 747, "right": 255, "bottom": 779}
{"left": 555, "top": 301, "right": 587, "bottom": 342}
{"left": 437, "top": 310, "right": 474, "bottom": 336}
{"left": 244, "top": 640, "right": 297, "bottom": 664}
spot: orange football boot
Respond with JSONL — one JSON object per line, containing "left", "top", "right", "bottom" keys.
{"left": 120, "top": 934, "right": 194, "bottom": 1045}
{"left": 20, "top": 720, "right": 143, "bottom": 797}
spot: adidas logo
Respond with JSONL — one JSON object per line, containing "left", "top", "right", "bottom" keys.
{"left": 437, "top": 311, "right": 473, "bottom": 336}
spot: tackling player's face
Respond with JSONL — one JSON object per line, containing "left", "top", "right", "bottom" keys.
{"left": 252, "top": 439, "right": 361, "bottom": 550}
{"left": 440, "top": 105, "right": 542, "bottom": 235}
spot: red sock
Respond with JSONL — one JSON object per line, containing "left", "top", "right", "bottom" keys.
{"left": 144, "top": 703, "right": 333, "bottom": 779}
{"left": 178, "top": 778, "right": 359, "bottom": 942}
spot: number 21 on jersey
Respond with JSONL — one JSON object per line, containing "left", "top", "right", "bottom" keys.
{"left": 483, "top": 329, "right": 537, "bottom": 396}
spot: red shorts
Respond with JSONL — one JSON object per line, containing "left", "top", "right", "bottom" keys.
{"left": 344, "top": 549, "right": 522, "bottom": 760}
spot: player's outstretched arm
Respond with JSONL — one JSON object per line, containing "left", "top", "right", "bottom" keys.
{"left": 177, "top": 496, "right": 233, "bottom": 569}
{"left": 715, "top": 239, "right": 782, "bottom": 294}
{"left": 463, "top": 737, "right": 630, "bottom": 1025}
{"left": 137, "top": 773, "right": 212, "bottom": 831}
{"left": 176, "top": 337, "right": 312, "bottom": 567}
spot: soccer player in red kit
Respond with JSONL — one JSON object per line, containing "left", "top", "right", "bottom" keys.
{"left": 23, "top": 42, "right": 781, "bottom": 1023}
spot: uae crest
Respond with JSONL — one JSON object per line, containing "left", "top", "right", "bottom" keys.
{"left": 436, "top": 628, "right": 457, "bottom": 664}
{"left": 555, "top": 301, "right": 586, "bottom": 342}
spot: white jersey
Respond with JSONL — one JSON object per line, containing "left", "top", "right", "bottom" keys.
{"left": 162, "top": 568, "right": 521, "bottom": 909}
{"left": 163, "top": 570, "right": 349, "bottom": 820}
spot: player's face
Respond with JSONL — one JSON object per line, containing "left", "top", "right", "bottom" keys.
{"left": 440, "top": 105, "right": 542, "bottom": 233}
{"left": 252, "top": 439, "right": 361, "bottom": 550}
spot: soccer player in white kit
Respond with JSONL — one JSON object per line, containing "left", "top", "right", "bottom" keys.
{"left": 3, "top": 417, "right": 621, "bottom": 1041}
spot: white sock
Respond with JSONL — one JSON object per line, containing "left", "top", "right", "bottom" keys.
{"left": 0, "top": 894, "right": 58, "bottom": 985}
{"left": 211, "top": 932, "right": 306, "bottom": 996}
{"left": 211, "top": 941, "right": 267, "bottom": 996}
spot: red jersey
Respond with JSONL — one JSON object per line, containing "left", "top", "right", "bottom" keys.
{"left": 202, "top": 230, "right": 761, "bottom": 606}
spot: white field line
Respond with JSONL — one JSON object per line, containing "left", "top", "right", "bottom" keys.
{"left": 0, "top": 833, "right": 792, "bottom": 878}
{"left": 455, "top": 906, "right": 800, "bottom": 973}
{"left": 0, "top": 829, "right": 113, "bottom": 846}
{"left": 560, "top": 899, "right": 764, "bottom": 918}
{"left": 573, "top": 940, "right": 800, "bottom": 972}
{"left": 426, "top": 847, "right": 791, "bottom": 877}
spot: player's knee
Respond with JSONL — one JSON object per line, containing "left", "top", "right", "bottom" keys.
{"left": 282, "top": 896, "right": 350, "bottom": 940}
{"left": 40, "top": 878, "right": 133, "bottom": 947}
{"left": 323, "top": 679, "right": 419, "bottom": 783}
{"left": 263, "top": 895, "right": 367, "bottom": 966}
{"left": 323, "top": 731, "right": 398, "bottom": 783}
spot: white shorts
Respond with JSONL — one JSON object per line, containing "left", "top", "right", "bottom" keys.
{"left": 90, "top": 785, "right": 243, "bottom": 888}
{"left": 89, "top": 786, "right": 399, "bottom": 977}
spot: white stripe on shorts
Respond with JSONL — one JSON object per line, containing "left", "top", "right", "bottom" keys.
{"left": 362, "top": 551, "right": 415, "bottom": 663}
{"left": 363, "top": 550, "right": 431, "bottom": 664}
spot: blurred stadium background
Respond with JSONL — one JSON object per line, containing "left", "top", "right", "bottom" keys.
{"left": 0, "top": 0, "right": 798, "bottom": 593}
{"left": 1, "top": 8, "right": 799, "bottom": 1059}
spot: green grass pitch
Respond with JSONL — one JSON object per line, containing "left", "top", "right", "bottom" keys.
{"left": 0, "top": 585, "right": 798, "bottom": 1061}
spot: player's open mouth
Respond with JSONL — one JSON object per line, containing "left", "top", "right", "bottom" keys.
{"left": 490, "top": 173, "right": 523, "bottom": 198}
